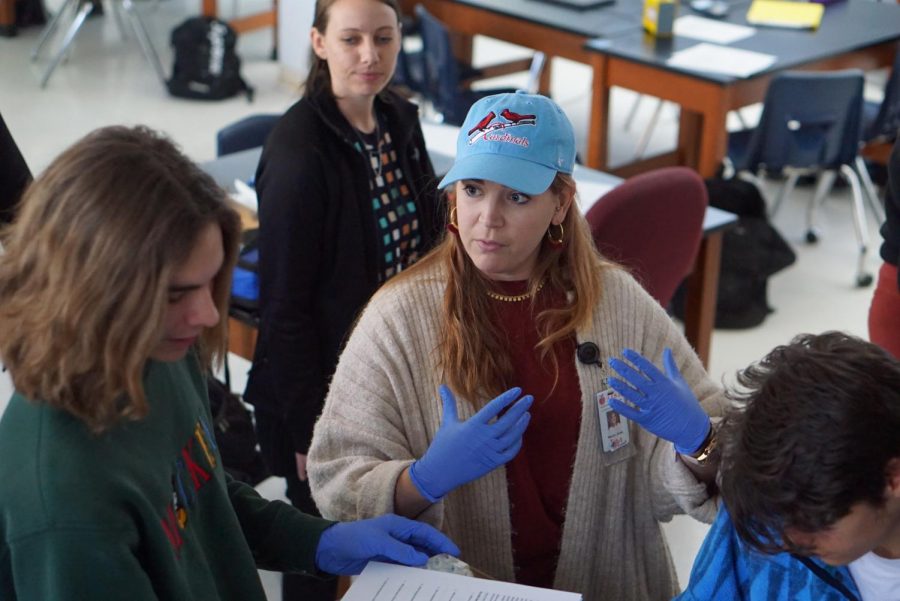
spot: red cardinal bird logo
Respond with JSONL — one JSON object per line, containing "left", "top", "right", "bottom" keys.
{"left": 466, "top": 107, "right": 538, "bottom": 145}
{"left": 500, "top": 108, "right": 536, "bottom": 124}
{"left": 468, "top": 111, "right": 496, "bottom": 136}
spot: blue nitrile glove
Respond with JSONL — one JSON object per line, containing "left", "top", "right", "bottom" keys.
{"left": 409, "top": 385, "right": 533, "bottom": 502}
{"left": 315, "top": 514, "right": 460, "bottom": 576}
{"left": 607, "top": 348, "right": 711, "bottom": 455}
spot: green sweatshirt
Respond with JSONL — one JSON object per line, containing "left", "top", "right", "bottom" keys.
{"left": 0, "top": 355, "right": 334, "bottom": 600}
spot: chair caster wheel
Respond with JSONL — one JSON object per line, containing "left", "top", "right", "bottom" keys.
{"left": 805, "top": 230, "right": 819, "bottom": 244}
{"left": 856, "top": 273, "right": 874, "bottom": 288}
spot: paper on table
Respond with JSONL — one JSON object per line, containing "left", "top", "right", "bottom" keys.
{"left": 342, "top": 561, "right": 583, "bottom": 601}
{"left": 746, "top": 0, "right": 824, "bottom": 29}
{"left": 667, "top": 42, "right": 776, "bottom": 78}
{"left": 576, "top": 178, "right": 616, "bottom": 214}
{"left": 231, "top": 178, "right": 258, "bottom": 213}
{"left": 674, "top": 15, "right": 756, "bottom": 44}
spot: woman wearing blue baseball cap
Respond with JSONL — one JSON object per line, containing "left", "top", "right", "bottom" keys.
{"left": 308, "top": 91, "right": 726, "bottom": 600}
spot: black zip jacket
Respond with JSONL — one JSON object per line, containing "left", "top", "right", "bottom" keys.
{"left": 244, "top": 89, "right": 441, "bottom": 472}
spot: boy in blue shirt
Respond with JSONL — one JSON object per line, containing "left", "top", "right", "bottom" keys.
{"left": 678, "top": 331, "right": 900, "bottom": 601}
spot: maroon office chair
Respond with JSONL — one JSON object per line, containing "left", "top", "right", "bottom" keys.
{"left": 585, "top": 167, "right": 707, "bottom": 307}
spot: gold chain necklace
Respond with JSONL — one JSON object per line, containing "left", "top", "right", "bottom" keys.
{"left": 486, "top": 279, "right": 546, "bottom": 303}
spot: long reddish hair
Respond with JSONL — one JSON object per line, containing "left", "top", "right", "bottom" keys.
{"left": 383, "top": 173, "right": 614, "bottom": 405}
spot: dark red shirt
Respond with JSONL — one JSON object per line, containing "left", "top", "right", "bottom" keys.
{"left": 490, "top": 281, "right": 581, "bottom": 589}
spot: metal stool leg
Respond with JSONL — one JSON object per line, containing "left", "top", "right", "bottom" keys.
{"left": 32, "top": 0, "right": 79, "bottom": 60}
{"left": 771, "top": 169, "right": 800, "bottom": 218}
{"left": 39, "top": 1, "right": 94, "bottom": 88}
{"left": 840, "top": 163, "right": 873, "bottom": 287}
{"left": 122, "top": 0, "right": 166, "bottom": 87}
{"left": 633, "top": 99, "right": 665, "bottom": 159}
{"left": 855, "top": 155, "right": 885, "bottom": 224}
{"left": 624, "top": 94, "right": 645, "bottom": 132}
{"left": 524, "top": 52, "right": 546, "bottom": 95}
{"left": 805, "top": 170, "right": 835, "bottom": 243}
{"left": 109, "top": 0, "right": 130, "bottom": 41}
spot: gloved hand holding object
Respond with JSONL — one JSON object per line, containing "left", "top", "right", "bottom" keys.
{"left": 315, "top": 514, "right": 460, "bottom": 575}
{"left": 607, "top": 348, "right": 710, "bottom": 455}
{"left": 409, "top": 385, "right": 533, "bottom": 502}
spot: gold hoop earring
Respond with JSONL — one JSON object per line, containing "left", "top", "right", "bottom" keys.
{"left": 447, "top": 206, "right": 459, "bottom": 235}
{"left": 547, "top": 223, "right": 564, "bottom": 248}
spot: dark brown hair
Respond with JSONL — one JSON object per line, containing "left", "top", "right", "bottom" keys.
{"left": 720, "top": 331, "right": 900, "bottom": 554}
{"left": 0, "top": 126, "right": 241, "bottom": 432}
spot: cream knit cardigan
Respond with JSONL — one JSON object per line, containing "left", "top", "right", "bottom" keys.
{"left": 308, "top": 263, "right": 728, "bottom": 601}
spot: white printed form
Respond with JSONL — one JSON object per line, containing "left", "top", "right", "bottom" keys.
{"left": 342, "top": 562, "right": 583, "bottom": 601}
{"left": 667, "top": 43, "right": 776, "bottom": 78}
{"left": 673, "top": 16, "right": 756, "bottom": 44}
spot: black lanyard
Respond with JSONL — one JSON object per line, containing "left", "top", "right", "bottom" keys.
{"left": 792, "top": 554, "right": 861, "bottom": 601}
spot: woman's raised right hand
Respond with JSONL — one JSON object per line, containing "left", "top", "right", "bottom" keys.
{"left": 408, "top": 385, "right": 533, "bottom": 503}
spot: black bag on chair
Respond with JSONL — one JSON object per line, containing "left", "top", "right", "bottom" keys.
{"left": 167, "top": 17, "right": 253, "bottom": 101}
{"left": 673, "top": 177, "right": 796, "bottom": 329}
{"left": 206, "top": 366, "right": 268, "bottom": 486}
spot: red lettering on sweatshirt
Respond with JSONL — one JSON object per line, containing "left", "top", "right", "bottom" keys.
{"left": 160, "top": 505, "right": 183, "bottom": 553}
{"left": 181, "top": 438, "right": 211, "bottom": 490}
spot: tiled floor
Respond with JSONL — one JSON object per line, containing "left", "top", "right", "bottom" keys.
{"left": 0, "top": 1, "right": 887, "bottom": 598}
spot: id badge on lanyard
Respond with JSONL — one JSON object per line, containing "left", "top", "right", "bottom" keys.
{"left": 596, "top": 388, "right": 630, "bottom": 453}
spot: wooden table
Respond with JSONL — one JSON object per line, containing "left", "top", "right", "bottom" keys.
{"left": 0, "top": 0, "right": 17, "bottom": 37}
{"left": 200, "top": 146, "right": 736, "bottom": 367}
{"left": 416, "top": 0, "right": 640, "bottom": 103}
{"left": 201, "top": 0, "right": 276, "bottom": 35}
{"left": 416, "top": 0, "right": 900, "bottom": 179}
{"left": 585, "top": 0, "right": 900, "bottom": 177}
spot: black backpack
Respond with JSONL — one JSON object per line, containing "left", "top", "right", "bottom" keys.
{"left": 206, "top": 365, "right": 268, "bottom": 486}
{"left": 673, "top": 177, "right": 796, "bottom": 329}
{"left": 167, "top": 17, "right": 253, "bottom": 101}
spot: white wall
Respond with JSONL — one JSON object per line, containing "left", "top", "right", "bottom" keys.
{"left": 277, "top": 0, "right": 316, "bottom": 84}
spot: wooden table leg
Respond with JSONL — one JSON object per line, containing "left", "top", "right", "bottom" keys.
{"left": 538, "top": 56, "right": 553, "bottom": 95}
{"left": 228, "top": 317, "right": 258, "bottom": 361}
{"left": 696, "top": 105, "right": 729, "bottom": 179}
{"left": 201, "top": 0, "right": 216, "bottom": 17}
{"left": 0, "top": 0, "right": 17, "bottom": 37}
{"left": 449, "top": 30, "right": 474, "bottom": 65}
{"left": 337, "top": 576, "right": 352, "bottom": 598}
{"left": 677, "top": 110, "right": 701, "bottom": 169}
{"left": 683, "top": 232, "right": 723, "bottom": 369}
{"left": 585, "top": 53, "right": 610, "bottom": 170}
{"left": 678, "top": 100, "right": 729, "bottom": 179}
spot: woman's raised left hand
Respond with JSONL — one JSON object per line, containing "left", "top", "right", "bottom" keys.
{"left": 607, "top": 348, "right": 710, "bottom": 455}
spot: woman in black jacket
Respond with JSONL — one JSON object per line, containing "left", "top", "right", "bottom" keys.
{"left": 0, "top": 112, "right": 31, "bottom": 225}
{"left": 243, "top": 1, "right": 440, "bottom": 598}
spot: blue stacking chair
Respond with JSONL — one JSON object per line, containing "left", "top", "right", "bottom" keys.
{"left": 391, "top": 15, "right": 426, "bottom": 96}
{"left": 216, "top": 113, "right": 280, "bottom": 157}
{"left": 727, "top": 70, "right": 876, "bottom": 287}
{"left": 415, "top": 5, "right": 527, "bottom": 126}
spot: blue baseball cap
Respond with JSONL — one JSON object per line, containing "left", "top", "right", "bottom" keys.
{"left": 438, "top": 91, "right": 576, "bottom": 195}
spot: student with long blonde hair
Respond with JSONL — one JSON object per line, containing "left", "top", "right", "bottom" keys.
{"left": 0, "top": 126, "right": 457, "bottom": 601}
{"left": 309, "top": 92, "right": 727, "bottom": 600}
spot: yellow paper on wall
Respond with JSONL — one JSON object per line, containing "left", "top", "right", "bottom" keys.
{"left": 746, "top": 0, "right": 824, "bottom": 30}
